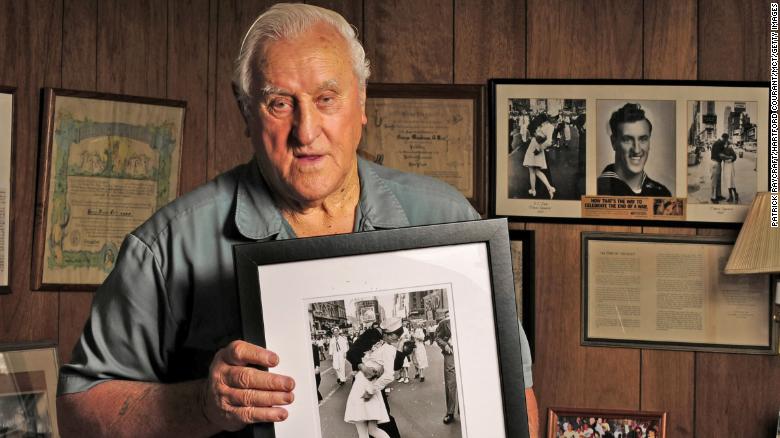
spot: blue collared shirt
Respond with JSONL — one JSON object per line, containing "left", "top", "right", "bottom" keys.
{"left": 59, "top": 157, "right": 532, "bottom": 395}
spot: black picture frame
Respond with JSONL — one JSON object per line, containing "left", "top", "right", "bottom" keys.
{"left": 489, "top": 79, "right": 770, "bottom": 227}
{"left": 509, "top": 229, "right": 535, "bottom": 355}
{"left": 234, "top": 219, "right": 529, "bottom": 438}
{"left": 581, "top": 232, "right": 777, "bottom": 354}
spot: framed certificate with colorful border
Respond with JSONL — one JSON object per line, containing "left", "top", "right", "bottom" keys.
{"left": 32, "top": 88, "right": 186, "bottom": 290}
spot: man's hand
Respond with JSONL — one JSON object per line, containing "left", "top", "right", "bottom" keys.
{"left": 443, "top": 344, "right": 452, "bottom": 354}
{"left": 201, "top": 340, "right": 295, "bottom": 431}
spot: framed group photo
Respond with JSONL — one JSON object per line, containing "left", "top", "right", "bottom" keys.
{"left": 547, "top": 407, "right": 666, "bottom": 438}
{"left": 0, "top": 343, "right": 60, "bottom": 437}
{"left": 490, "top": 79, "right": 769, "bottom": 226}
{"left": 235, "top": 219, "right": 529, "bottom": 438}
{"left": 0, "top": 86, "right": 14, "bottom": 294}
{"left": 581, "top": 232, "right": 777, "bottom": 354}
{"left": 358, "top": 84, "right": 486, "bottom": 214}
{"left": 32, "top": 88, "right": 186, "bottom": 290}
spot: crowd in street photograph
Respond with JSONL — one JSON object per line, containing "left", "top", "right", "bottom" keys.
{"left": 309, "top": 294, "right": 462, "bottom": 438}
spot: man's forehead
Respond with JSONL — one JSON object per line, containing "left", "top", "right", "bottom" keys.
{"left": 260, "top": 79, "right": 341, "bottom": 97}
{"left": 616, "top": 119, "right": 651, "bottom": 135}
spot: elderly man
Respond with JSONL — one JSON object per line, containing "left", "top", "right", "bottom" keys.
{"left": 56, "top": 3, "right": 538, "bottom": 437}
{"left": 597, "top": 103, "right": 671, "bottom": 197}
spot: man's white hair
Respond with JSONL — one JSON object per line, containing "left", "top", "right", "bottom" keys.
{"left": 233, "top": 3, "right": 370, "bottom": 105}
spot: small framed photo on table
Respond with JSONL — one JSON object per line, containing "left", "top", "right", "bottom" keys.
{"left": 547, "top": 407, "right": 666, "bottom": 438}
{"left": 235, "top": 219, "right": 529, "bottom": 438}
{"left": 0, "top": 343, "right": 60, "bottom": 437}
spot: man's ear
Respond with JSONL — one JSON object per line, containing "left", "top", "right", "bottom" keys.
{"left": 609, "top": 135, "right": 619, "bottom": 151}
{"left": 232, "top": 82, "right": 252, "bottom": 138}
{"left": 359, "top": 85, "right": 367, "bottom": 126}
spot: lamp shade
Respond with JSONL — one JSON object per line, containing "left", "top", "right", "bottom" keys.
{"left": 724, "top": 192, "right": 780, "bottom": 274}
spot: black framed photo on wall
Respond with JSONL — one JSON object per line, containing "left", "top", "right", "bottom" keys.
{"left": 0, "top": 86, "right": 14, "bottom": 294}
{"left": 235, "top": 219, "right": 529, "bottom": 438}
{"left": 489, "top": 79, "right": 769, "bottom": 226}
{"left": 581, "top": 232, "right": 777, "bottom": 355}
{"left": 358, "top": 83, "right": 487, "bottom": 214}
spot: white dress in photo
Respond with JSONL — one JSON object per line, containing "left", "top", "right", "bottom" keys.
{"left": 344, "top": 342, "right": 397, "bottom": 424}
{"left": 412, "top": 328, "right": 428, "bottom": 369}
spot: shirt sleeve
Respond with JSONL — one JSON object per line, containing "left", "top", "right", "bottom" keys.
{"left": 58, "top": 233, "right": 175, "bottom": 395}
{"left": 518, "top": 320, "right": 533, "bottom": 388}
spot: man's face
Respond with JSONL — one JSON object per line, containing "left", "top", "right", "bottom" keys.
{"left": 243, "top": 23, "right": 367, "bottom": 205}
{"left": 611, "top": 119, "right": 651, "bottom": 178}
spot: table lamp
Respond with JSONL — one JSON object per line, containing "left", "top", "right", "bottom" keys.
{"left": 724, "top": 192, "right": 780, "bottom": 306}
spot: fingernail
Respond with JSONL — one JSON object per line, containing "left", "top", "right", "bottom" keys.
{"left": 269, "top": 353, "right": 279, "bottom": 365}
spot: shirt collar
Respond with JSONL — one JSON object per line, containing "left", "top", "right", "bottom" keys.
{"left": 234, "top": 160, "right": 288, "bottom": 241}
{"left": 356, "top": 156, "right": 410, "bottom": 230}
{"left": 233, "top": 156, "right": 410, "bottom": 240}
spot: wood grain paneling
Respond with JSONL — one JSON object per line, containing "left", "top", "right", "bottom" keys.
{"left": 0, "top": 0, "right": 61, "bottom": 344}
{"left": 211, "top": 0, "right": 273, "bottom": 177}
{"left": 527, "top": 0, "right": 643, "bottom": 79}
{"left": 529, "top": 223, "right": 642, "bottom": 423}
{"left": 641, "top": 350, "right": 695, "bottom": 437}
{"left": 305, "top": 0, "right": 363, "bottom": 38}
{"left": 364, "top": 0, "right": 453, "bottom": 83}
{"left": 168, "top": 0, "right": 210, "bottom": 194}
{"left": 695, "top": 353, "right": 780, "bottom": 437}
{"left": 454, "top": 0, "right": 526, "bottom": 83}
{"left": 58, "top": 0, "right": 98, "bottom": 365}
{"left": 699, "top": 0, "right": 769, "bottom": 81}
{"left": 96, "top": 0, "right": 167, "bottom": 96}
{"left": 643, "top": 0, "right": 697, "bottom": 80}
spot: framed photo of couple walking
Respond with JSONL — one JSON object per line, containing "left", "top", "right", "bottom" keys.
{"left": 489, "top": 79, "right": 769, "bottom": 226}
{"left": 235, "top": 219, "right": 530, "bottom": 438}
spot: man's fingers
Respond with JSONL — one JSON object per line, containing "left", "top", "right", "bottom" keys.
{"left": 231, "top": 406, "right": 289, "bottom": 423}
{"left": 222, "top": 340, "right": 279, "bottom": 368}
{"left": 223, "top": 388, "right": 294, "bottom": 408}
{"left": 223, "top": 367, "right": 295, "bottom": 392}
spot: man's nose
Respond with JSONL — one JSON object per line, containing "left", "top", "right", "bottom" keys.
{"left": 292, "top": 101, "right": 322, "bottom": 146}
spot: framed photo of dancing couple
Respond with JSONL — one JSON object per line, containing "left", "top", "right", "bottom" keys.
{"left": 489, "top": 79, "right": 769, "bottom": 226}
{"left": 581, "top": 232, "right": 777, "bottom": 355}
{"left": 32, "top": 88, "right": 185, "bottom": 290}
{"left": 235, "top": 219, "right": 530, "bottom": 438}
{"left": 546, "top": 407, "right": 667, "bottom": 438}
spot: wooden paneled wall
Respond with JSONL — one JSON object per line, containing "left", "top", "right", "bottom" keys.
{"left": 1, "top": 0, "right": 777, "bottom": 436}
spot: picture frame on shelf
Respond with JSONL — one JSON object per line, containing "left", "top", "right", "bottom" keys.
{"left": 235, "top": 219, "right": 529, "bottom": 438}
{"left": 32, "top": 88, "right": 186, "bottom": 291}
{"left": 490, "top": 79, "right": 769, "bottom": 226}
{"left": 547, "top": 407, "right": 667, "bottom": 438}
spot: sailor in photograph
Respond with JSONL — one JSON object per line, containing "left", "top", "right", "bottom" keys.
{"left": 597, "top": 103, "right": 671, "bottom": 197}
{"left": 435, "top": 310, "right": 458, "bottom": 425}
{"left": 329, "top": 326, "right": 350, "bottom": 385}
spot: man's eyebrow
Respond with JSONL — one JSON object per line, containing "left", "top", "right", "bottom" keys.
{"left": 260, "top": 84, "right": 292, "bottom": 96}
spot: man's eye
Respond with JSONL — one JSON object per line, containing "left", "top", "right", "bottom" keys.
{"left": 268, "top": 99, "right": 292, "bottom": 113}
